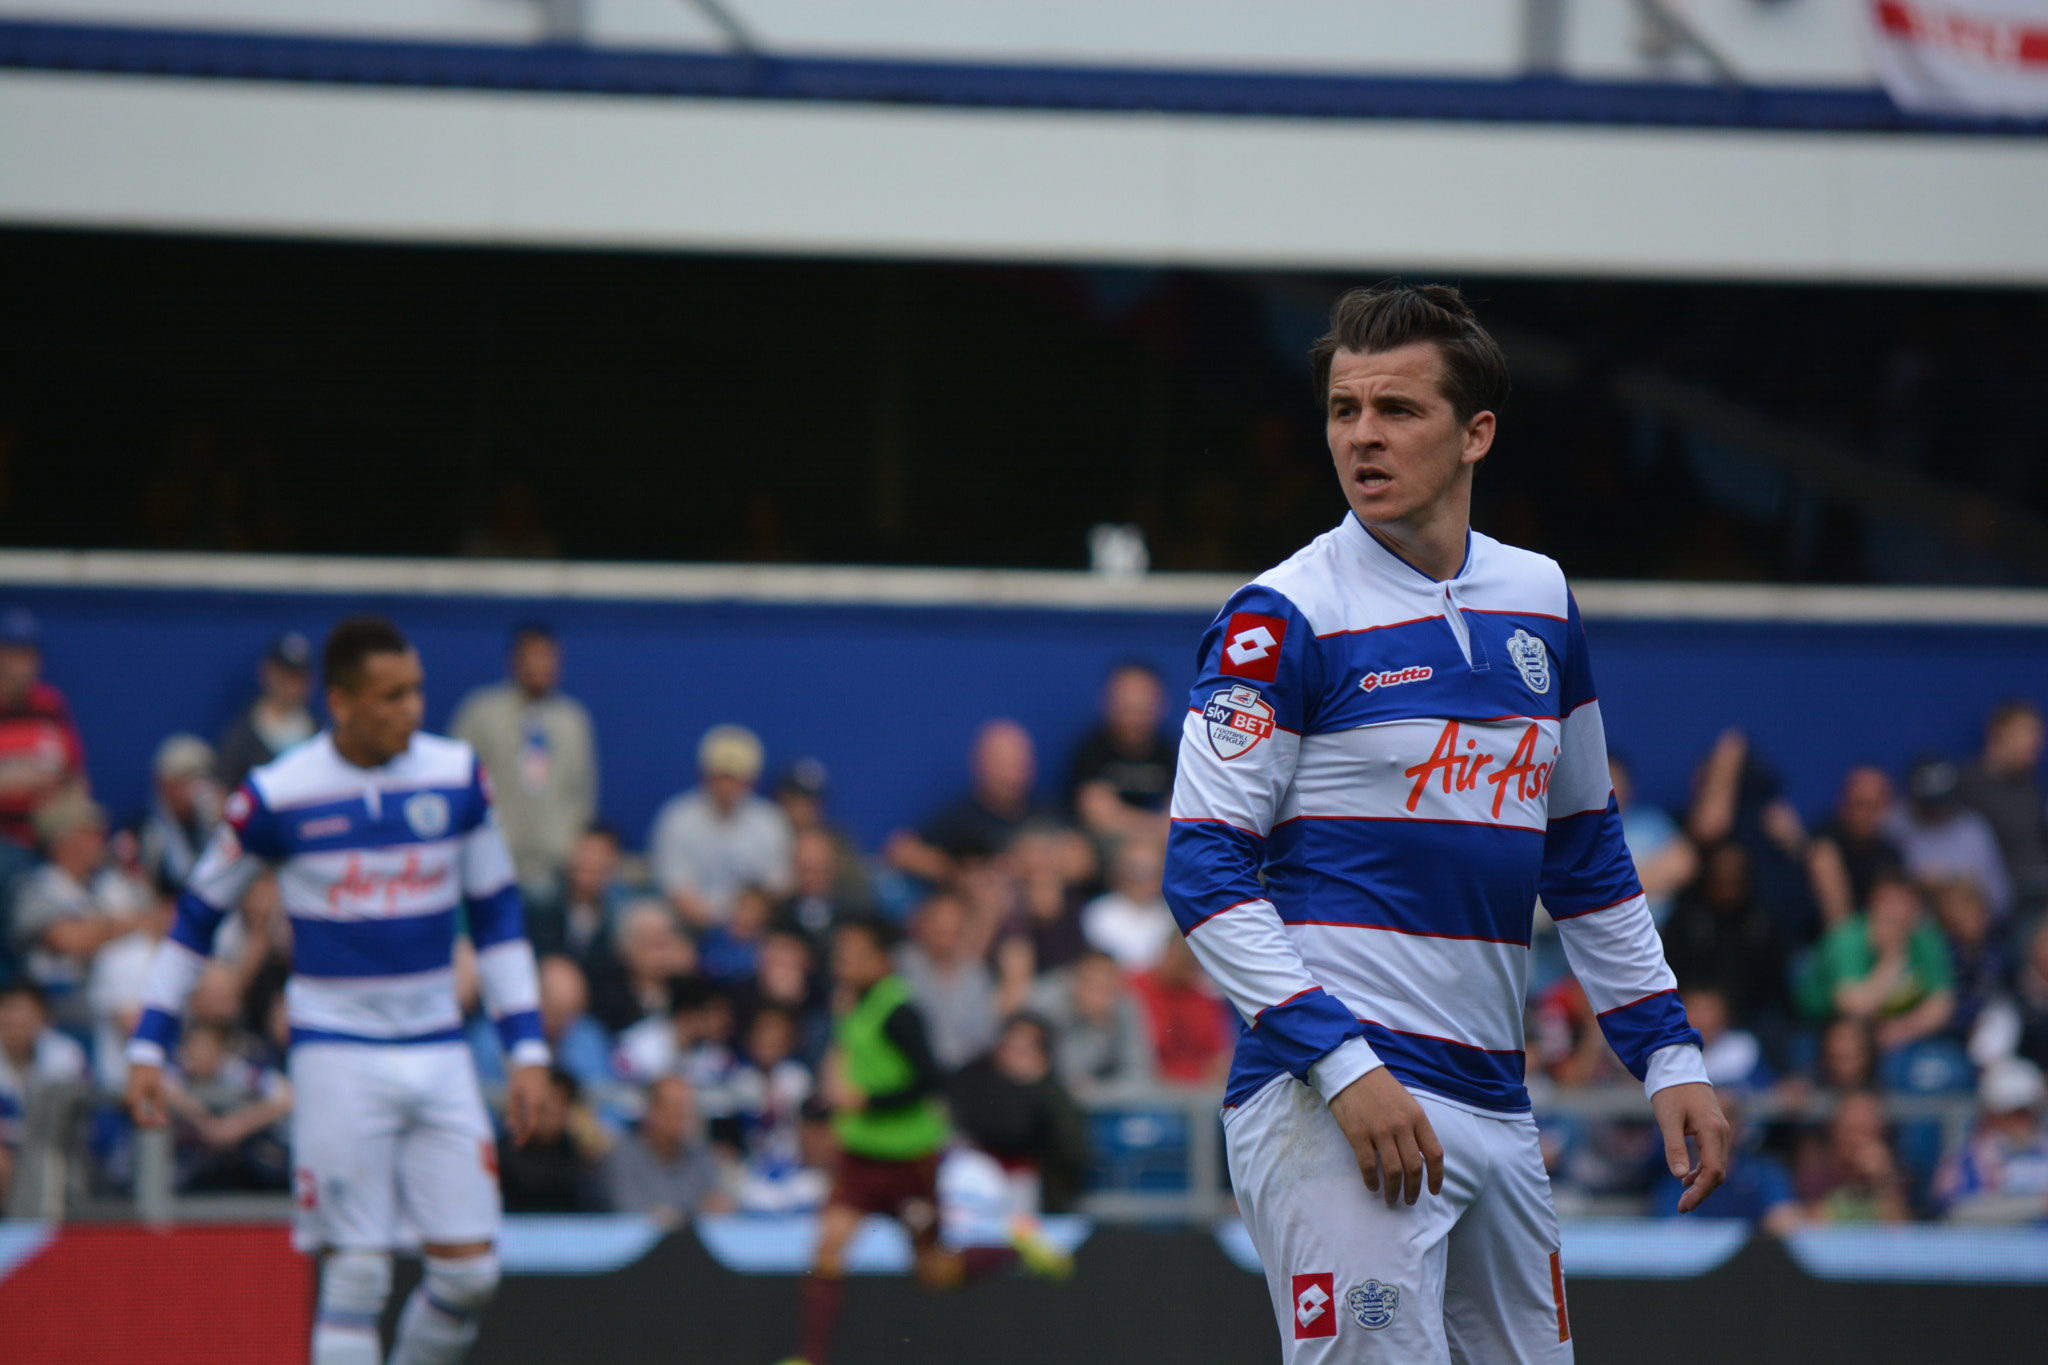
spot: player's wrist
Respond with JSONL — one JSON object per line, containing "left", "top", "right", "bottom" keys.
{"left": 1642, "top": 1042, "right": 1709, "bottom": 1099}
{"left": 1308, "top": 1035, "right": 1383, "bottom": 1103}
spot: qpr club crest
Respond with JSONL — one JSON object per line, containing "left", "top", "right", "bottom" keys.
{"left": 1505, "top": 628, "right": 1552, "bottom": 696}
{"left": 402, "top": 791, "right": 451, "bottom": 839}
{"left": 1204, "top": 685, "right": 1275, "bottom": 761}
{"left": 1347, "top": 1280, "right": 1400, "bottom": 1331}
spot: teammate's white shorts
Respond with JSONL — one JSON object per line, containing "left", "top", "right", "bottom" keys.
{"left": 289, "top": 1041, "right": 500, "bottom": 1254}
{"left": 1226, "top": 1075, "right": 1572, "bottom": 1364}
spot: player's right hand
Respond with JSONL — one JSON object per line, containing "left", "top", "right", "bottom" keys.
{"left": 126, "top": 1063, "right": 168, "bottom": 1129}
{"left": 1328, "top": 1066, "right": 1445, "bottom": 1207}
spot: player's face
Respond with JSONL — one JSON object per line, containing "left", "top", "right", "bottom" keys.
{"left": 328, "top": 648, "right": 425, "bottom": 769}
{"left": 1326, "top": 342, "right": 1494, "bottom": 532}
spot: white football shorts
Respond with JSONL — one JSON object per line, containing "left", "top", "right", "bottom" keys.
{"left": 1226, "top": 1075, "right": 1573, "bottom": 1364}
{"left": 289, "top": 1041, "right": 501, "bottom": 1254}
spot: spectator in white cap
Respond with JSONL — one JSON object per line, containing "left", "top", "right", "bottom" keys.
{"left": 1933, "top": 1057, "right": 2048, "bottom": 1223}
{"left": 649, "top": 725, "right": 793, "bottom": 931}
{"left": 216, "top": 632, "right": 316, "bottom": 789}
{"left": 10, "top": 793, "right": 156, "bottom": 1031}
{"left": 137, "top": 734, "right": 223, "bottom": 897}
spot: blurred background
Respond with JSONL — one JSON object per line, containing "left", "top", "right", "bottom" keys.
{"left": 1, "top": 3, "right": 2047, "bottom": 1363}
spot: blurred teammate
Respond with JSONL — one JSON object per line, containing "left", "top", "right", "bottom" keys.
{"left": 786, "top": 916, "right": 1062, "bottom": 1365}
{"left": 126, "top": 616, "right": 551, "bottom": 1365}
{"left": 1163, "top": 284, "right": 1726, "bottom": 1362}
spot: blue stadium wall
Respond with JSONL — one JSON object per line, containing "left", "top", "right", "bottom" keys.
{"left": 12, "top": 582, "right": 2048, "bottom": 851}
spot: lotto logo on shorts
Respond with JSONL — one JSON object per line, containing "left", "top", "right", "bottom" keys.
{"left": 1291, "top": 1273, "right": 1336, "bottom": 1339}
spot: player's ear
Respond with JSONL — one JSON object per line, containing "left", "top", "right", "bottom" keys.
{"left": 1460, "top": 410, "right": 1495, "bottom": 466}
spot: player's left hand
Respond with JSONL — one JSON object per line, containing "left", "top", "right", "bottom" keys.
{"left": 505, "top": 1064, "right": 551, "bottom": 1147}
{"left": 1651, "top": 1082, "right": 1729, "bottom": 1213}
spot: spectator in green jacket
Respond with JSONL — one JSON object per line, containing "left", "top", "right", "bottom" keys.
{"left": 1798, "top": 870, "right": 1955, "bottom": 1054}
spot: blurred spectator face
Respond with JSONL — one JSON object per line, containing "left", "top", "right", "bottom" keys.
{"left": 641, "top": 1076, "right": 695, "bottom": 1153}
{"left": 188, "top": 968, "right": 244, "bottom": 1026}
{"left": 1112, "top": 840, "right": 1165, "bottom": 903}
{"left": 1836, "top": 768, "right": 1894, "bottom": 841}
{"left": 176, "top": 1023, "right": 228, "bottom": 1083}
{"left": 911, "top": 894, "right": 967, "bottom": 964}
{"left": 539, "top": 956, "right": 589, "bottom": 1039}
{"left": 1700, "top": 842, "right": 1751, "bottom": 910}
{"left": 1933, "top": 880, "right": 1990, "bottom": 952}
{"left": 1984, "top": 705, "right": 2045, "bottom": 776}
{"left": 729, "top": 887, "right": 771, "bottom": 942}
{"left": 792, "top": 828, "right": 839, "bottom": 898}
{"left": 566, "top": 828, "right": 621, "bottom": 903}
{"left": 831, "top": 923, "right": 892, "bottom": 992}
{"left": 153, "top": 736, "right": 221, "bottom": 825}
{"left": 1819, "top": 1019, "right": 1875, "bottom": 1091}
{"left": 1680, "top": 986, "right": 1728, "bottom": 1045}
{"left": 993, "top": 1018, "right": 1051, "bottom": 1085}
{"left": 510, "top": 631, "right": 561, "bottom": 699}
{"left": 617, "top": 903, "right": 697, "bottom": 985}
{"left": 0, "top": 641, "right": 40, "bottom": 705}
{"left": 756, "top": 932, "right": 812, "bottom": 1006}
{"left": 698, "top": 725, "right": 764, "bottom": 814}
{"left": 1866, "top": 879, "right": 1923, "bottom": 954}
{"left": 774, "top": 759, "right": 831, "bottom": 832}
{"left": 1072, "top": 953, "right": 1123, "bottom": 1026}
{"left": 259, "top": 655, "right": 312, "bottom": 711}
{"left": 1103, "top": 667, "right": 1165, "bottom": 751}
{"left": 44, "top": 805, "right": 107, "bottom": 878}
{"left": 1607, "top": 756, "right": 1634, "bottom": 812}
{"left": 971, "top": 720, "right": 1036, "bottom": 813}
{"left": 1830, "top": 1091, "right": 1889, "bottom": 1161}
{"left": 530, "top": 1074, "right": 575, "bottom": 1144}
{"left": 745, "top": 1007, "right": 797, "bottom": 1070}
{"left": 0, "top": 988, "right": 48, "bottom": 1065}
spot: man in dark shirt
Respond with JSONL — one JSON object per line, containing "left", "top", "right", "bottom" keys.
{"left": 886, "top": 719, "right": 1070, "bottom": 881}
{"left": 1808, "top": 765, "right": 1906, "bottom": 928}
{"left": 1956, "top": 700, "right": 2048, "bottom": 913}
{"left": 216, "top": 633, "right": 317, "bottom": 790}
{"left": 1064, "top": 662, "right": 1177, "bottom": 845}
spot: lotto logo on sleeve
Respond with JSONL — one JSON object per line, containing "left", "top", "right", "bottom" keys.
{"left": 1220, "top": 612, "right": 1287, "bottom": 682}
{"left": 1291, "top": 1273, "right": 1337, "bottom": 1339}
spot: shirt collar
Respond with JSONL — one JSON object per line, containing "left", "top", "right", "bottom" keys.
{"left": 1337, "top": 512, "right": 1473, "bottom": 585}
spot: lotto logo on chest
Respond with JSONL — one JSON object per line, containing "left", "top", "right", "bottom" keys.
{"left": 1204, "top": 686, "right": 1275, "bottom": 761}
{"left": 1291, "top": 1273, "right": 1336, "bottom": 1339}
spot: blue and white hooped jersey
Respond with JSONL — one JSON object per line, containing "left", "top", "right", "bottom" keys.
{"left": 1164, "top": 515, "right": 1705, "bottom": 1115}
{"left": 128, "top": 732, "right": 546, "bottom": 1068}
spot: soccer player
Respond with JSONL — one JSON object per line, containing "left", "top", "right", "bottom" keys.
{"left": 126, "top": 616, "right": 551, "bottom": 1365}
{"left": 791, "top": 915, "right": 954, "bottom": 1365}
{"left": 1163, "top": 284, "right": 1727, "bottom": 1362}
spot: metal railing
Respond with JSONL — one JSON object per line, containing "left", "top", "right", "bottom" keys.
{"left": 3, "top": 1081, "right": 1979, "bottom": 1227}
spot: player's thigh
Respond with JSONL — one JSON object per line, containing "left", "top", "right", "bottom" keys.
{"left": 1442, "top": 1117, "right": 1572, "bottom": 1365}
{"left": 1227, "top": 1076, "right": 1471, "bottom": 1364}
{"left": 395, "top": 1045, "right": 502, "bottom": 1247}
{"left": 290, "top": 1044, "right": 403, "bottom": 1252}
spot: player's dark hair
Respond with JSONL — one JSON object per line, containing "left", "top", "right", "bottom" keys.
{"left": 510, "top": 620, "right": 555, "bottom": 649}
{"left": 323, "top": 615, "right": 412, "bottom": 692}
{"left": 1310, "top": 282, "right": 1511, "bottom": 423}
{"left": 835, "top": 913, "right": 899, "bottom": 955}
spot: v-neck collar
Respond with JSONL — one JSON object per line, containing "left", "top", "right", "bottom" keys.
{"left": 1338, "top": 512, "right": 1472, "bottom": 586}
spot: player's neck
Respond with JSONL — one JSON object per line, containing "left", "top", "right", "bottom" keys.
{"left": 331, "top": 730, "right": 399, "bottom": 771}
{"left": 1360, "top": 511, "right": 1469, "bottom": 583}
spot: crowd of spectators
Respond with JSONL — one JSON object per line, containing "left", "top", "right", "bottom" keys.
{"left": 2, "top": 606, "right": 2046, "bottom": 1235}
{"left": 1535, "top": 706, "right": 2048, "bottom": 1227}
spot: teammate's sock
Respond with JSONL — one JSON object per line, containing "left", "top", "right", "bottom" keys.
{"left": 796, "top": 1271, "right": 846, "bottom": 1365}
{"left": 387, "top": 1252, "right": 499, "bottom": 1365}
{"left": 314, "top": 1251, "right": 391, "bottom": 1365}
